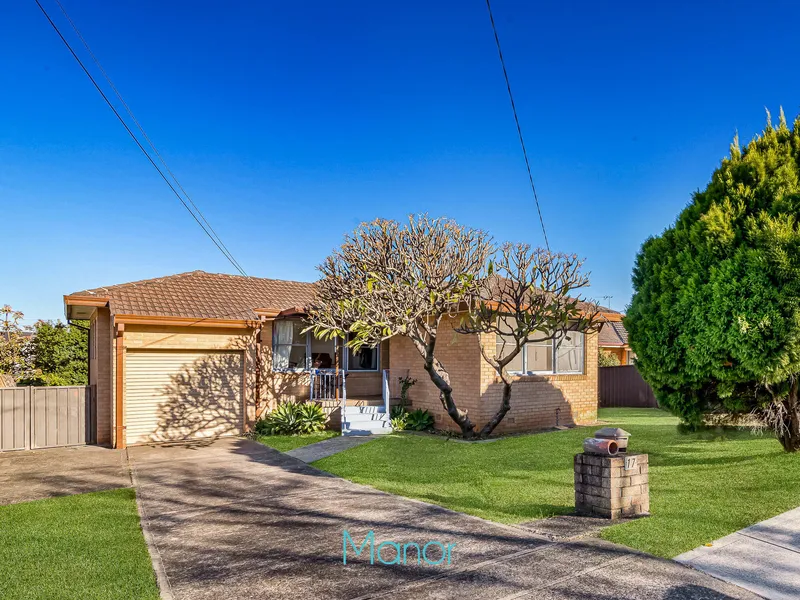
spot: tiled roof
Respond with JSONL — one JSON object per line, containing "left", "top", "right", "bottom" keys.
{"left": 483, "top": 275, "right": 619, "bottom": 316}
{"left": 67, "top": 270, "right": 316, "bottom": 320}
{"left": 599, "top": 320, "right": 628, "bottom": 347}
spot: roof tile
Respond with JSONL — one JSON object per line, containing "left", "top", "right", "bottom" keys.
{"left": 67, "top": 270, "right": 316, "bottom": 320}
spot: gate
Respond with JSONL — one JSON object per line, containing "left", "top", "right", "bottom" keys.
{"left": 598, "top": 366, "right": 658, "bottom": 408}
{"left": 0, "top": 386, "right": 96, "bottom": 452}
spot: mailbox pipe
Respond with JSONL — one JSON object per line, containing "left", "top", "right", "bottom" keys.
{"left": 583, "top": 438, "right": 619, "bottom": 456}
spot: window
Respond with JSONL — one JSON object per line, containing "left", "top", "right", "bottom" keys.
{"left": 272, "top": 319, "right": 379, "bottom": 372}
{"left": 554, "top": 331, "right": 584, "bottom": 374}
{"left": 347, "top": 334, "right": 379, "bottom": 371}
{"left": 273, "top": 320, "right": 309, "bottom": 371}
{"left": 495, "top": 330, "right": 584, "bottom": 375}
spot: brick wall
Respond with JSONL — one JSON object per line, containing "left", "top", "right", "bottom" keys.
{"left": 480, "top": 330, "right": 599, "bottom": 433}
{"left": 389, "top": 316, "right": 599, "bottom": 434}
{"left": 389, "top": 315, "right": 482, "bottom": 432}
{"left": 91, "top": 307, "right": 113, "bottom": 445}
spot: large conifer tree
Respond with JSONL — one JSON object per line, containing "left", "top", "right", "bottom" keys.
{"left": 628, "top": 109, "right": 800, "bottom": 452}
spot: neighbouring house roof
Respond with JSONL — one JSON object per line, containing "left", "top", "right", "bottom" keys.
{"left": 65, "top": 270, "right": 316, "bottom": 321}
{"left": 599, "top": 320, "right": 628, "bottom": 347}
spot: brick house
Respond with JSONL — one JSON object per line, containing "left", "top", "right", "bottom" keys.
{"left": 598, "top": 320, "right": 634, "bottom": 365}
{"left": 64, "top": 270, "right": 620, "bottom": 448}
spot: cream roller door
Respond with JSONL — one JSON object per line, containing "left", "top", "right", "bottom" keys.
{"left": 125, "top": 350, "right": 243, "bottom": 445}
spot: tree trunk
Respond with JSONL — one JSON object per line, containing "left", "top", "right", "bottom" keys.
{"left": 479, "top": 381, "right": 512, "bottom": 437}
{"left": 422, "top": 358, "right": 476, "bottom": 438}
{"left": 416, "top": 334, "right": 477, "bottom": 438}
{"left": 778, "top": 380, "right": 800, "bottom": 453}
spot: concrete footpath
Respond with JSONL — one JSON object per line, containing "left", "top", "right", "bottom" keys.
{"left": 676, "top": 506, "right": 800, "bottom": 600}
{"left": 285, "top": 434, "right": 376, "bottom": 462}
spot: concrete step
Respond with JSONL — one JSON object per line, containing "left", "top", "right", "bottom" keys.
{"left": 344, "top": 412, "right": 390, "bottom": 423}
{"left": 345, "top": 405, "right": 387, "bottom": 414}
{"left": 342, "top": 413, "right": 392, "bottom": 436}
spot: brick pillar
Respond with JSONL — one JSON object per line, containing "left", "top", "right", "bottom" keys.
{"left": 574, "top": 453, "right": 650, "bottom": 519}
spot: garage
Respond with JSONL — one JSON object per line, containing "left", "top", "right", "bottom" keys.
{"left": 125, "top": 349, "right": 244, "bottom": 445}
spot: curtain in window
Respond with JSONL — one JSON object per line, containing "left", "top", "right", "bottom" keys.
{"left": 273, "top": 320, "right": 293, "bottom": 370}
{"left": 555, "top": 332, "right": 584, "bottom": 373}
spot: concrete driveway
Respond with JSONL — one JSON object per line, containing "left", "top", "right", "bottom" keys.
{"left": 0, "top": 445, "right": 129, "bottom": 505}
{"left": 128, "top": 438, "right": 759, "bottom": 600}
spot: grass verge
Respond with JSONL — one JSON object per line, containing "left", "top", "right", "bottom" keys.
{"left": 255, "top": 430, "right": 339, "bottom": 452}
{"left": 0, "top": 488, "right": 159, "bottom": 600}
{"left": 314, "top": 408, "right": 800, "bottom": 558}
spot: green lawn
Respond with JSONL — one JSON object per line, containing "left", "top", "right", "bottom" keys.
{"left": 0, "top": 488, "right": 159, "bottom": 600}
{"left": 314, "top": 408, "right": 800, "bottom": 558}
{"left": 255, "top": 430, "right": 339, "bottom": 452}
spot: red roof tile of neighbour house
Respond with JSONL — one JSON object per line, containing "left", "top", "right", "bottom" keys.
{"left": 66, "top": 270, "right": 316, "bottom": 320}
{"left": 599, "top": 320, "right": 629, "bottom": 347}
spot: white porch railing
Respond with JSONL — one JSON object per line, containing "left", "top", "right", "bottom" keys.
{"left": 381, "top": 368, "right": 410, "bottom": 414}
{"left": 309, "top": 369, "right": 347, "bottom": 428}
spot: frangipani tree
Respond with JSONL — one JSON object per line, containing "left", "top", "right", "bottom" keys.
{"left": 308, "top": 215, "right": 598, "bottom": 438}
{"left": 307, "top": 215, "right": 491, "bottom": 437}
{"left": 457, "top": 244, "right": 600, "bottom": 434}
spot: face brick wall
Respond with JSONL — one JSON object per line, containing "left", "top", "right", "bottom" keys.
{"left": 389, "top": 316, "right": 599, "bottom": 434}
{"left": 90, "top": 308, "right": 113, "bottom": 445}
{"left": 479, "top": 331, "right": 599, "bottom": 434}
{"left": 389, "top": 315, "right": 483, "bottom": 432}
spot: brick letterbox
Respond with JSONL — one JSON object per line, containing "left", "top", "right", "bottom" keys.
{"left": 575, "top": 431, "right": 649, "bottom": 519}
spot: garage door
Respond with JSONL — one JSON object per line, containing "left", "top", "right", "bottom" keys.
{"left": 125, "top": 350, "right": 243, "bottom": 445}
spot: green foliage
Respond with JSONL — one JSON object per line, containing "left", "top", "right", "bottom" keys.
{"left": 389, "top": 406, "right": 432, "bottom": 431}
{"left": 405, "top": 408, "right": 434, "bottom": 431}
{"left": 598, "top": 351, "right": 621, "bottom": 367}
{"left": 255, "top": 401, "right": 327, "bottom": 435}
{"left": 0, "top": 305, "right": 30, "bottom": 380}
{"left": 316, "top": 408, "right": 800, "bottom": 559}
{"left": 398, "top": 375, "right": 417, "bottom": 402}
{"left": 390, "top": 405, "right": 408, "bottom": 430}
{"left": 16, "top": 320, "right": 88, "bottom": 386}
{"left": 627, "top": 109, "right": 800, "bottom": 429}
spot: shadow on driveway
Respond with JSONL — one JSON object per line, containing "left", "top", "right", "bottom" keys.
{"left": 0, "top": 445, "right": 129, "bottom": 505}
{"left": 126, "top": 438, "right": 761, "bottom": 600}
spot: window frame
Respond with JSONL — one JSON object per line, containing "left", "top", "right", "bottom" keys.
{"left": 272, "top": 319, "right": 312, "bottom": 372}
{"left": 496, "top": 330, "right": 585, "bottom": 376}
{"left": 272, "top": 319, "right": 380, "bottom": 373}
{"left": 345, "top": 333, "right": 381, "bottom": 372}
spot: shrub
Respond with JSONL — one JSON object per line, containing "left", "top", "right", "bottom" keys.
{"left": 398, "top": 376, "right": 417, "bottom": 403}
{"left": 405, "top": 408, "right": 434, "bottom": 431}
{"left": 598, "top": 351, "right": 621, "bottom": 367}
{"left": 390, "top": 405, "right": 408, "bottom": 430}
{"left": 256, "top": 401, "right": 326, "bottom": 435}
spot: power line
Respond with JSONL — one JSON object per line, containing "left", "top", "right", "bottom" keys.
{"left": 51, "top": 0, "right": 248, "bottom": 278}
{"left": 34, "top": 0, "right": 248, "bottom": 276}
{"left": 484, "top": 0, "right": 550, "bottom": 251}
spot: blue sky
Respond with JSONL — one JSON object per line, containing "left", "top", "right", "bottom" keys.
{"left": 2, "top": 1, "right": 799, "bottom": 323}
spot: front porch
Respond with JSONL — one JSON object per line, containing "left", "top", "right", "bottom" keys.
{"left": 310, "top": 369, "right": 408, "bottom": 436}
